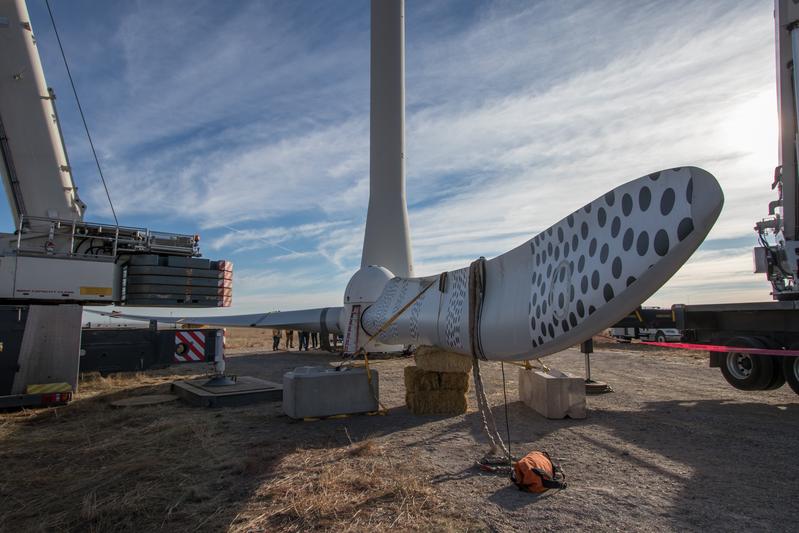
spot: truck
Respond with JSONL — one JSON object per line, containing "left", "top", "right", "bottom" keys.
{"left": 609, "top": 307, "right": 682, "bottom": 343}
{"left": 675, "top": 0, "right": 799, "bottom": 396}
{"left": 0, "top": 0, "right": 232, "bottom": 407}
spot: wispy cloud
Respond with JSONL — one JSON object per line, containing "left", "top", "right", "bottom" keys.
{"left": 25, "top": 0, "right": 778, "bottom": 314}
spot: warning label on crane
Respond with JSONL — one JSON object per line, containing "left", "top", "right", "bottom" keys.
{"left": 174, "top": 330, "right": 207, "bottom": 363}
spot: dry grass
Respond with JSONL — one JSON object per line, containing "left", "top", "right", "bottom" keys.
{"left": 230, "top": 440, "right": 466, "bottom": 532}
{"left": 0, "top": 370, "right": 471, "bottom": 532}
{"left": 223, "top": 327, "right": 275, "bottom": 350}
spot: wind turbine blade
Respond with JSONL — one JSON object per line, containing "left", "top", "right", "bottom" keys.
{"left": 87, "top": 307, "right": 343, "bottom": 334}
{"left": 362, "top": 167, "right": 723, "bottom": 361}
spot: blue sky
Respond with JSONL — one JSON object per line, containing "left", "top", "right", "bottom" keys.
{"left": 17, "top": 0, "right": 779, "bottom": 315}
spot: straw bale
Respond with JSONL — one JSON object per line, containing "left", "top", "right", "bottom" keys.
{"left": 405, "top": 390, "right": 467, "bottom": 415}
{"left": 414, "top": 346, "right": 472, "bottom": 373}
{"left": 440, "top": 371, "right": 469, "bottom": 392}
{"left": 404, "top": 366, "right": 469, "bottom": 393}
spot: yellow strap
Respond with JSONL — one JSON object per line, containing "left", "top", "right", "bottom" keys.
{"left": 352, "top": 278, "right": 437, "bottom": 416}
{"left": 363, "top": 279, "right": 437, "bottom": 347}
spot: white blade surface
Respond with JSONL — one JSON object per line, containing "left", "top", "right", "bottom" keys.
{"left": 361, "top": 167, "right": 723, "bottom": 361}
{"left": 88, "top": 307, "right": 343, "bottom": 334}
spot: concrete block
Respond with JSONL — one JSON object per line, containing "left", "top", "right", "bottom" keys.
{"left": 282, "top": 366, "right": 378, "bottom": 419}
{"left": 518, "top": 368, "right": 586, "bottom": 419}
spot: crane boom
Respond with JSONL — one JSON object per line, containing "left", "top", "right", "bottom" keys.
{"left": 0, "top": 0, "right": 84, "bottom": 224}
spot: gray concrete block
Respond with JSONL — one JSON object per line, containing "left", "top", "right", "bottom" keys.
{"left": 282, "top": 366, "right": 378, "bottom": 419}
{"left": 518, "top": 367, "right": 586, "bottom": 419}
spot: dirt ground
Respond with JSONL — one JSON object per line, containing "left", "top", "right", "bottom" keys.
{"left": 1, "top": 334, "right": 797, "bottom": 532}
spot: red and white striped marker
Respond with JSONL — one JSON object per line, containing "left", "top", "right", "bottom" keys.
{"left": 174, "top": 330, "right": 207, "bottom": 362}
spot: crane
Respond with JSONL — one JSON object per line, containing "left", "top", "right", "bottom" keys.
{"left": 0, "top": 0, "right": 231, "bottom": 405}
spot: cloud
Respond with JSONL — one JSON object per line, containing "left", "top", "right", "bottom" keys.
{"left": 35, "top": 0, "right": 779, "bottom": 314}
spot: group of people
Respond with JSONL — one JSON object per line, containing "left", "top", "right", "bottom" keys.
{"left": 271, "top": 329, "right": 339, "bottom": 351}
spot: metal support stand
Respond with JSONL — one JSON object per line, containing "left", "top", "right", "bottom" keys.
{"left": 581, "top": 339, "right": 612, "bottom": 394}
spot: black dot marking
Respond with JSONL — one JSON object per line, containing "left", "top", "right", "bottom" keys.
{"left": 540, "top": 322, "right": 546, "bottom": 334}
{"left": 554, "top": 247, "right": 560, "bottom": 260}
{"left": 678, "top": 217, "right": 694, "bottom": 241}
{"left": 542, "top": 301, "right": 548, "bottom": 314}
{"left": 603, "top": 283, "right": 614, "bottom": 302}
{"left": 542, "top": 250, "right": 547, "bottom": 262}
{"left": 547, "top": 264, "right": 553, "bottom": 277}
{"left": 562, "top": 320, "right": 570, "bottom": 332}
{"left": 567, "top": 214, "right": 574, "bottom": 227}
{"left": 540, "top": 284, "right": 546, "bottom": 296}
{"left": 581, "top": 222, "right": 589, "bottom": 239}
{"left": 536, "top": 306, "right": 541, "bottom": 318}
{"left": 558, "top": 293, "right": 564, "bottom": 308}
{"left": 686, "top": 178, "right": 693, "bottom": 204}
{"left": 584, "top": 203, "right": 592, "bottom": 214}
{"left": 637, "top": 231, "right": 649, "bottom": 256}
{"left": 557, "top": 227, "right": 564, "bottom": 242}
{"left": 547, "top": 242, "right": 553, "bottom": 255}
{"left": 535, "top": 254, "right": 540, "bottom": 266}
{"left": 649, "top": 171, "right": 661, "bottom": 181}
{"left": 532, "top": 293, "right": 537, "bottom": 305}
{"left": 559, "top": 267, "right": 566, "bottom": 282}
{"left": 639, "top": 186, "right": 651, "bottom": 211}
{"left": 569, "top": 313, "right": 578, "bottom": 327}
{"left": 547, "top": 227, "right": 553, "bottom": 236}
{"left": 654, "top": 229, "right": 669, "bottom": 256}
{"left": 576, "top": 300, "right": 585, "bottom": 317}
{"left": 598, "top": 207, "right": 607, "bottom": 227}
{"left": 530, "top": 317, "right": 536, "bottom": 330}
{"left": 600, "top": 243, "right": 609, "bottom": 264}
{"left": 591, "top": 271, "right": 600, "bottom": 290}
{"left": 622, "top": 193, "right": 633, "bottom": 216}
{"left": 589, "top": 305, "right": 596, "bottom": 315}
{"left": 589, "top": 238, "right": 597, "bottom": 257}
{"left": 612, "top": 257, "right": 622, "bottom": 278}
{"left": 569, "top": 286, "right": 575, "bottom": 301}
{"left": 571, "top": 234, "right": 578, "bottom": 250}
{"left": 538, "top": 336, "right": 544, "bottom": 345}
{"left": 623, "top": 228, "right": 634, "bottom": 251}
{"left": 548, "top": 324, "right": 555, "bottom": 337}
{"left": 611, "top": 217, "right": 621, "bottom": 238}
{"left": 564, "top": 242, "right": 570, "bottom": 257}
{"left": 581, "top": 276, "right": 588, "bottom": 294}
{"left": 626, "top": 276, "right": 636, "bottom": 287}
{"left": 605, "top": 191, "right": 615, "bottom": 206}
{"left": 660, "top": 188, "right": 675, "bottom": 216}
{"left": 578, "top": 255, "right": 586, "bottom": 273}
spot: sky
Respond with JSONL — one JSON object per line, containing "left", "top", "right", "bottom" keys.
{"left": 14, "top": 0, "right": 781, "bottom": 317}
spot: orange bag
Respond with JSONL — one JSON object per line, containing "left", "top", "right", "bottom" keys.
{"left": 512, "top": 451, "right": 566, "bottom": 493}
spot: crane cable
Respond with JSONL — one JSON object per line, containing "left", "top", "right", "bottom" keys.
{"left": 45, "top": 0, "right": 118, "bottom": 226}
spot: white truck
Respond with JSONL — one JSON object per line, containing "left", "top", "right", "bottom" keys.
{"left": 609, "top": 307, "right": 682, "bottom": 343}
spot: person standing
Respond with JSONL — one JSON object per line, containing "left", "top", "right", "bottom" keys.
{"left": 286, "top": 330, "right": 295, "bottom": 349}
{"left": 300, "top": 331, "right": 309, "bottom": 351}
{"left": 272, "top": 329, "right": 281, "bottom": 351}
{"left": 311, "top": 331, "right": 318, "bottom": 349}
